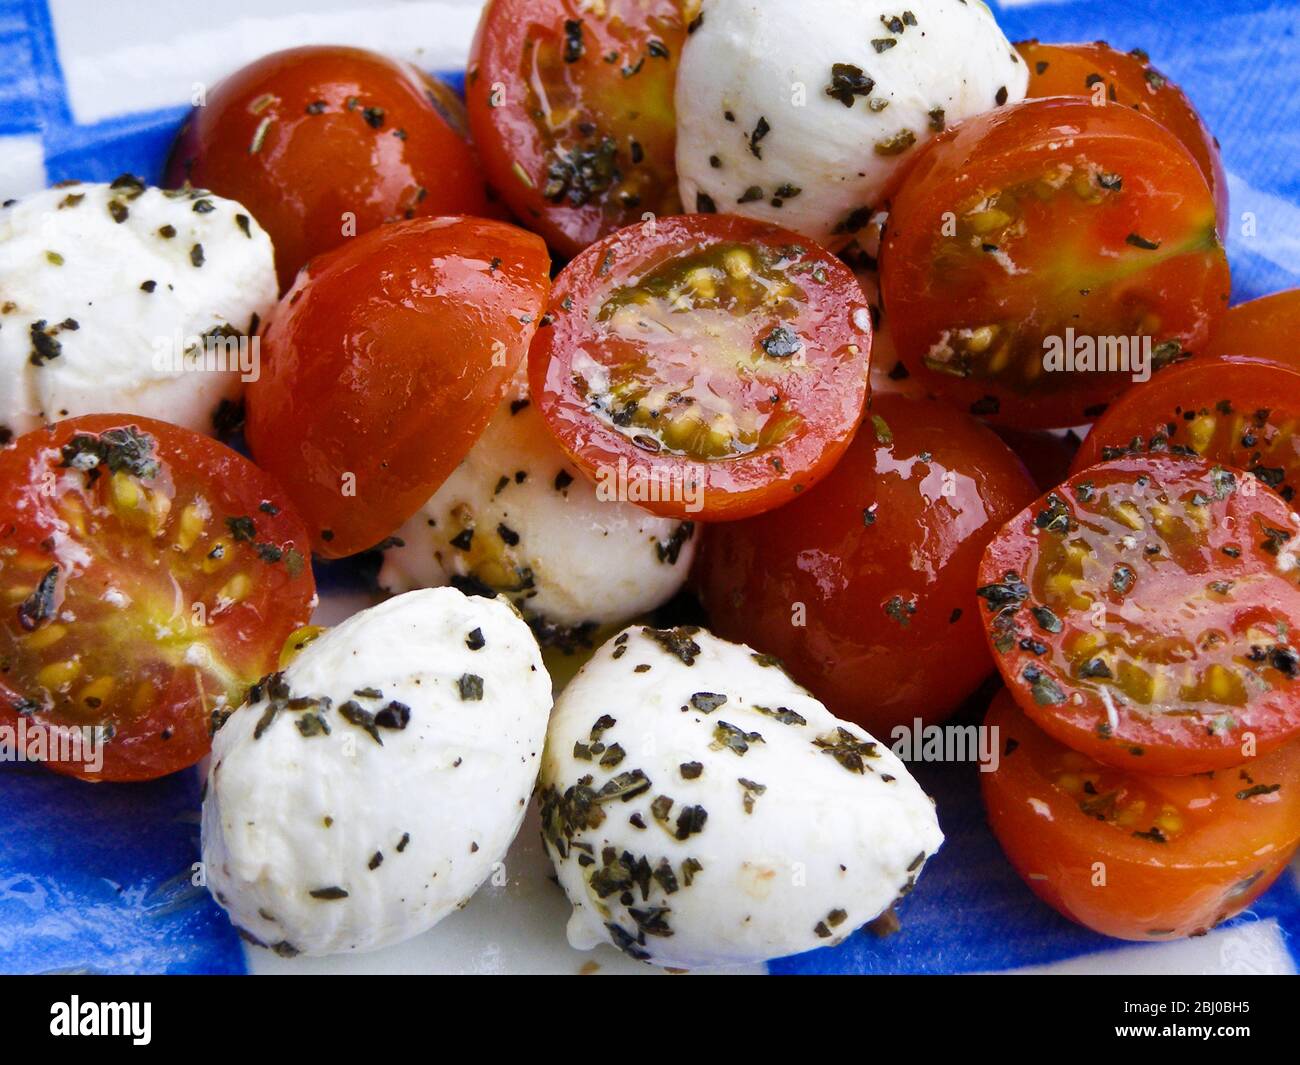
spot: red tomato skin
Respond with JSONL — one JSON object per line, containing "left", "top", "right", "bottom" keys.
{"left": 166, "top": 46, "right": 487, "bottom": 291}
{"left": 982, "top": 691, "right": 1300, "bottom": 941}
{"left": 246, "top": 216, "right": 551, "bottom": 558}
{"left": 530, "top": 214, "right": 873, "bottom": 521}
{"left": 1071, "top": 354, "right": 1300, "bottom": 504}
{"left": 1203, "top": 289, "right": 1300, "bottom": 373}
{"left": 880, "top": 97, "right": 1230, "bottom": 430}
{"left": 694, "top": 394, "right": 1038, "bottom": 736}
{"left": 979, "top": 455, "right": 1300, "bottom": 775}
{"left": 468, "top": 0, "right": 686, "bottom": 258}
{"left": 1017, "top": 40, "right": 1229, "bottom": 236}
{"left": 0, "top": 415, "right": 316, "bottom": 782}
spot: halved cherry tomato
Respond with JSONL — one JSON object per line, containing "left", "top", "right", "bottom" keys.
{"left": 246, "top": 216, "right": 551, "bottom": 558}
{"left": 1203, "top": 289, "right": 1300, "bottom": 372}
{"left": 983, "top": 690, "right": 1300, "bottom": 941}
{"left": 529, "top": 213, "right": 873, "bottom": 520}
{"left": 879, "top": 97, "right": 1230, "bottom": 429}
{"left": 694, "top": 393, "right": 1037, "bottom": 735}
{"left": 1018, "top": 40, "right": 1228, "bottom": 234}
{"left": 467, "top": 0, "right": 692, "bottom": 257}
{"left": 0, "top": 416, "right": 316, "bottom": 782}
{"left": 1073, "top": 355, "right": 1300, "bottom": 504}
{"left": 166, "top": 46, "right": 487, "bottom": 291}
{"left": 978, "top": 454, "right": 1300, "bottom": 775}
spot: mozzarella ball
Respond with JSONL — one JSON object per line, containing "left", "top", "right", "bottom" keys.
{"left": 201, "top": 588, "right": 551, "bottom": 957}
{"left": 539, "top": 625, "right": 944, "bottom": 969}
{"left": 0, "top": 178, "right": 275, "bottom": 440}
{"left": 379, "top": 392, "right": 697, "bottom": 645}
{"left": 676, "top": 0, "right": 1028, "bottom": 246}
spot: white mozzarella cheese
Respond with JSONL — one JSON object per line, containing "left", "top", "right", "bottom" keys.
{"left": 676, "top": 0, "right": 1028, "bottom": 247}
{"left": 539, "top": 624, "right": 944, "bottom": 969}
{"left": 201, "top": 588, "right": 552, "bottom": 957}
{"left": 379, "top": 390, "right": 697, "bottom": 645}
{"left": 0, "top": 178, "right": 275, "bottom": 440}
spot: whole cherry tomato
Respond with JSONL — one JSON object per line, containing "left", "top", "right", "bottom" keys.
{"left": 1202, "top": 288, "right": 1300, "bottom": 373}
{"left": 167, "top": 46, "right": 487, "bottom": 291}
{"left": 694, "top": 393, "right": 1037, "bottom": 736}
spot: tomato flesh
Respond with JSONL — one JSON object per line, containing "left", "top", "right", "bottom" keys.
{"left": 983, "top": 690, "right": 1300, "bottom": 940}
{"left": 1018, "top": 40, "right": 1228, "bottom": 235}
{"left": 0, "top": 416, "right": 316, "bottom": 781}
{"left": 468, "top": 0, "right": 692, "bottom": 257}
{"left": 529, "top": 214, "right": 872, "bottom": 520}
{"left": 246, "top": 216, "right": 551, "bottom": 558}
{"left": 978, "top": 455, "right": 1300, "bottom": 774}
{"left": 591, "top": 240, "right": 824, "bottom": 459}
{"left": 167, "top": 46, "right": 487, "bottom": 291}
{"left": 1073, "top": 355, "right": 1300, "bottom": 504}
{"left": 880, "top": 97, "right": 1230, "bottom": 429}
{"left": 694, "top": 393, "right": 1037, "bottom": 735}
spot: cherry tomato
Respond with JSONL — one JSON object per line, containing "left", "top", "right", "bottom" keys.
{"left": 694, "top": 394, "right": 1037, "bottom": 735}
{"left": 529, "top": 213, "right": 873, "bottom": 521}
{"left": 0, "top": 416, "right": 316, "bottom": 782}
{"left": 246, "top": 216, "right": 551, "bottom": 558}
{"left": 983, "top": 690, "right": 1300, "bottom": 941}
{"left": 1203, "top": 289, "right": 1300, "bottom": 372}
{"left": 166, "top": 46, "right": 487, "bottom": 291}
{"left": 1018, "top": 40, "right": 1228, "bottom": 234}
{"left": 879, "top": 97, "right": 1230, "bottom": 429}
{"left": 1073, "top": 355, "right": 1300, "bottom": 504}
{"left": 467, "top": 0, "right": 691, "bottom": 257}
{"left": 978, "top": 454, "right": 1300, "bottom": 775}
